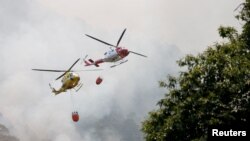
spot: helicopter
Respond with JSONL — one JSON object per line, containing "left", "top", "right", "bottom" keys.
{"left": 84, "top": 28, "right": 147, "bottom": 68}
{"left": 32, "top": 58, "right": 84, "bottom": 95}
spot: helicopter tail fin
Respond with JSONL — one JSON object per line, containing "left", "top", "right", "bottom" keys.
{"left": 89, "top": 59, "right": 100, "bottom": 67}
{"left": 84, "top": 60, "right": 93, "bottom": 66}
{"left": 49, "top": 83, "right": 61, "bottom": 95}
{"left": 84, "top": 59, "right": 100, "bottom": 67}
{"left": 88, "top": 59, "right": 94, "bottom": 63}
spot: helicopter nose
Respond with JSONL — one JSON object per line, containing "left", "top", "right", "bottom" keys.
{"left": 122, "top": 49, "right": 129, "bottom": 56}
{"left": 117, "top": 48, "right": 129, "bottom": 58}
{"left": 73, "top": 73, "right": 80, "bottom": 81}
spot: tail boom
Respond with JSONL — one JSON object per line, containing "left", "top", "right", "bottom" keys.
{"left": 84, "top": 59, "right": 104, "bottom": 67}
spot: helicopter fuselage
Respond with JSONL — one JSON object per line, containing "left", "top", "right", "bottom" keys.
{"left": 85, "top": 47, "right": 129, "bottom": 67}
{"left": 103, "top": 47, "right": 129, "bottom": 62}
{"left": 52, "top": 72, "right": 80, "bottom": 95}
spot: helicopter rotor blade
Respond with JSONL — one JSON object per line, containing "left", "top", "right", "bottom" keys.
{"left": 55, "top": 58, "right": 80, "bottom": 80}
{"left": 116, "top": 28, "right": 126, "bottom": 47}
{"left": 129, "top": 51, "right": 147, "bottom": 57}
{"left": 55, "top": 72, "right": 69, "bottom": 80}
{"left": 83, "top": 54, "right": 88, "bottom": 60}
{"left": 71, "top": 69, "right": 103, "bottom": 72}
{"left": 32, "top": 68, "right": 102, "bottom": 72}
{"left": 85, "top": 34, "right": 116, "bottom": 48}
{"left": 32, "top": 69, "right": 68, "bottom": 72}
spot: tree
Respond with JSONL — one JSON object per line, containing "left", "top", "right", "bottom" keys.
{"left": 142, "top": 1, "right": 250, "bottom": 140}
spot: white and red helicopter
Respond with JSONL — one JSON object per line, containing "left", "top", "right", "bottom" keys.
{"left": 84, "top": 28, "right": 147, "bottom": 68}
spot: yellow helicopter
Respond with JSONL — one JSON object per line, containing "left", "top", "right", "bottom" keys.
{"left": 32, "top": 58, "right": 85, "bottom": 95}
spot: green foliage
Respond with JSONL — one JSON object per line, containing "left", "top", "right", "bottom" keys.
{"left": 218, "top": 26, "right": 238, "bottom": 42}
{"left": 142, "top": 1, "right": 250, "bottom": 140}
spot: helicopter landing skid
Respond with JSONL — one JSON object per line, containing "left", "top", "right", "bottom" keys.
{"left": 75, "top": 83, "right": 83, "bottom": 92}
{"left": 110, "top": 60, "right": 128, "bottom": 68}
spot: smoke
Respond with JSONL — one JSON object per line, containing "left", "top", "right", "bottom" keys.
{"left": 0, "top": 113, "right": 19, "bottom": 141}
{"left": 0, "top": 0, "right": 242, "bottom": 141}
{"left": 0, "top": 124, "right": 19, "bottom": 141}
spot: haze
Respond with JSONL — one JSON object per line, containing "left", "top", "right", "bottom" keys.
{"left": 0, "top": 0, "right": 243, "bottom": 140}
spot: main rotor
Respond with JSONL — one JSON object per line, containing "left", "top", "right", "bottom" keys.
{"left": 32, "top": 58, "right": 101, "bottom": 80}
{"left": 85, "top": 29, "right": 147, "bottom": 57}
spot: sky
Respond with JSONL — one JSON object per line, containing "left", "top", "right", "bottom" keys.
{"left": 0, "top": 0, "right": 243, "bottom": 141}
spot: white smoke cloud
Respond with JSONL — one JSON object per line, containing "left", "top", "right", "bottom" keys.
{"left": 0, "top": 0, "right": 243, "bottom": 141}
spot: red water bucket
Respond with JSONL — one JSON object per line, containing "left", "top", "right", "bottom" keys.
{"left": 96, "top": 76, "right": 103, "bottom": 85}
{"left": 72, "top": 112, "right": 79, "bottom": 122}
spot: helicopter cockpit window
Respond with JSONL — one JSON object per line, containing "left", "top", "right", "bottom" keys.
{"left": 70, "top": 73, "right": 73, "bottom": 79}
